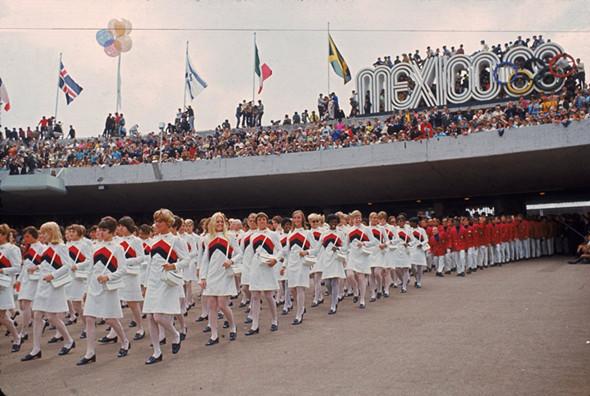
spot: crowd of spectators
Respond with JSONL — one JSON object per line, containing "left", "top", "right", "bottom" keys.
{"left": 1, "top": 82, "right": 589, "bottom": 173}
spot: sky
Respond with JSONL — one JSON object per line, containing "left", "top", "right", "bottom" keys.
{"left": 0, "top": 0, "right": 589, "bottom": 136}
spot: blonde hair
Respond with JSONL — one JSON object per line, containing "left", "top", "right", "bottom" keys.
{"left": 208, "top": 212, "right": 228, "bottom": 237}
{"left": 0, "top": 224, "right": 10, "bottom": 239}
{"left": 40, "top": 221, "right": 63, "bottom": 244}
{"left": 153, "top": 208, "right": 175, "bottom": 226}
{"left": 350, "top": 210, "right": 362, "bottom": 218}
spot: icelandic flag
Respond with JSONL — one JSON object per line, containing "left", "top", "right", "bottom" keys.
{"left": 59, "top": 61, "right": 83, "bottom": 105}
{"left": 185, "top": 51, "right": 207, "bottom": 100}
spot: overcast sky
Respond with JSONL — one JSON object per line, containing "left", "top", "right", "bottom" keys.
{"left": 0, "top": 0, "right": 589, "bottom": 136}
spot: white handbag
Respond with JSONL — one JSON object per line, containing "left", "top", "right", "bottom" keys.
{"left": 74, "top": 270, "right": 89, "bottom": 280}
{"left": 51, "top": 272, "right": 73, "bottom": 288}
{"left": 303, "top": 255, "right": 317, "bottom": 268}
{"left": 28, "top": 271, "right": 41, "bottom": 281}
{"left": 126, "top": 264, "right": 140, "bottom": 276}
{"left": 0, "top": 273, "right": 11, "bottom": 288}
{"left": 259, "top": 252, "right": 275, "bottom": 266}
{"left": 361, "top": 247, "right": 373, "bottom": 255}
{"left": 336, "top": 250, "right": 347, "bottom": 261}
{"left": 105, "top": 279, "right": 125, "bottom": 291}
{"left": 162, "top": 238, "right": 184, "bottom": 287}
{"left": 48, "top": 252, "right": 72, "bottom": 288}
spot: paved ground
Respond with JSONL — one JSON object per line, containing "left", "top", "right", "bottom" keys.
{"left": 0, "top": 257, "right": 589, "bottom": 396}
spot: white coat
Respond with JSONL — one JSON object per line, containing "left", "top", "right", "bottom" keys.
{"left": 200, "top": 233, "right": 242, "bottom": 296}
{"left": 0, "top": 243, "right": 22, "bottom": 310}
{"left": 31, "top": 243, "right": 73, "bottom": 313}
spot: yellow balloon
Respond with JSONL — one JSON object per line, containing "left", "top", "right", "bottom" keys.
{"left": 114, "top": 20, "right": 126, "bottom": 37}
{"left": 114, "top": 36, "right": 133, "bottom": 53}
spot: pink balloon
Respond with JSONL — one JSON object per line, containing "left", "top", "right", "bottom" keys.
{"left": 104, "top": 42, "right": 121, "bottom": 57}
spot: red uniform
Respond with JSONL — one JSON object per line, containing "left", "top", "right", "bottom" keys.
{"left": 429, "top": 229, "right": 447, "bottom": 257}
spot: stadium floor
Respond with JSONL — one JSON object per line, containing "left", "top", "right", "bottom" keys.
{"left": 1, "top": 257, "right": 589, "bottom": 396}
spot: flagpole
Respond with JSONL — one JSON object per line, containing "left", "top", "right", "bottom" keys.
{"left": 116, "top": 54, "right": 122, "bottom": 113}
{"left": 252, "top": 32, "right": 256, "bottom": 103}
{"left": 184, "top": 41, "right": 188, "bottom": 109}
{"left": 327, "top": 22, "right": 330, "bottom": 94}
{"left": 54, "top": 52, "right": 62, "bottom": 120}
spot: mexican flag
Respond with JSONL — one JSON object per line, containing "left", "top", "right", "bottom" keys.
{"left": 255, "top": 44, "right": 272, "bottom": 94}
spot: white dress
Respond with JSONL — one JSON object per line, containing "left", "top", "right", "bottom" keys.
{"left": 318, "top": 229, "right": 347, "bottom": 280}
{"left": 391, "top": 226, "right": 412, "bottom": 269}
{"left": 239, "top": 230, "right": 255, "bottom": 286}
{"left": 17, "top": 241, "right": 45, "bottom": 301}
{"left": 369, "top": 225, "right": 388, "bottom": 268}
{"left": 284, "top": 228, "right": 317, "bottom": 288}
{"left": 140, "top": 238, "right": 152, "bottom": 287}
{"left": 142, "top": 233, "right": 190, "bottom": 315}
{"left": 182, "top": 233, "right": 199, "bottom": 282}
{"left": 382, "top": 225, "right": 396, "bottom": 269}
{"left": 409, "top": 226, "right": 430, "bottom": 266}
{"left": 117, "top": 236, "right": 145, "bottom": 302}
{"left": 65, "top": 239, "right": 93, "bottom": 301}
{"left": 308, "top": 229, "right": 323, "bottom": 275}
{"left": 200, "top": 233, "right": 242, "bottom": 296}
{"left": 83, "top": 241, "right": 127, "bottom": 318}
{"left": 0, "top": 243, "right": 22, "bottom": 310}
{"left": 32, "top": 243, "right": 73, "bottom": 313}
{"left": 278, "top": 233, "right": 288, "bottom": 282}
{"left": 345, "top": 225, "right": 377, "bottom": 275}
{"left": 248, "top": 229, "right": 282, "bottom": 291}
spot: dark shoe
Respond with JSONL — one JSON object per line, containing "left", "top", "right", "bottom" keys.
{"left": 352, "top": 296, "right": 359, "bottom": 304}
{"left": 217, "top": 312, "right": 224, "bottom": 320}
{"left": 11, "top": 342, "right": 21, "bottom": 353}
{"left": 129, "top": 321, "right": 137, "bottom": 328}
{"left": 76, "top": 354, "right": 96, "bottom": 366}
{"left": 291, "top": 318, "right": 303, "bottom": 325}
{"left": 65, "top": 317, "right": 77, "bottom": 326}
{"left": 311, "top": 301, "right": 319, "bottom": 308}
{"left": 328, "top": 308, "right": 337, "bottom": 315}
{"left": 445, "top": 271, "right": 451, "bottom": 275}
{"left": 401, "top": 289, "right": 407, "bottom": 294}
{"left": 318, "top": 299, "right": 324, "bottom": 305}
{"left": 117, "top": 343, "right": 130, "bottom": 358}
{"left": 369, "top": 297, "right": 376, "bottom": 302}
{"left": 436, "top": 272, "right": 444, "bottom": 277}
{"left": 229, "top": 331, "right": 237, "bottom": 341}
{"left": 133, "top": 331, "right": 145, "bottom": 341}
{"left": 281, "top": 309, "right": 289, "bottom": 316}
{"left": 416, "top": 284, "right": 422, "bottom": 289}
{"left": 245, "top": 328, "right": 259, "bottom": 336}
{"left": 98, "top": 336, "right": 117, "bottom": 344}
{"left": 21, "top": 350, "right": 42, "bottom": 361}
{"left": 202, "top": 326, "right": 211, "bottom": 333}
{"left": 205, "top": 338, "right": 219, "bottom": 346}
{"left": 21, "top": 333, "right": 29, "bottom": 341}
{"left": 80, "top": 331, "right": 87, "bottom": 339}
{"left": 145, "top": 354, "right": 162, "bottom": 365}
{"left": 195, "top": 315, "right": 208, "bottom": 323}
{"left": 223, "top": 321, "right": 230, "bottom": 329}
{"left": 159, "top": 338, "right": 166, "bottom": 345}
{"left": 172, "top": 341, "right": 181, "bottom": 354}
{"left": 180, "top": 331, "right": 186, "bottom": 342}
{"left": 270, "top": 324, "right": 279, "bottom": 332}
{"left": 376, "top": 292, "right": 382, "bottom": 299}
{"left": 359, "top": 304, "right": 366, "bottom": 309}
{"left": 383, "top": 292, "right": 390, "bottom": 298}
{"left": 457, "top": 272, "right": 465, "bottom": 277}
{"left": 58, "top": 341, "right": 75, "bottom": 356}
{"left": 97, "top": 319, "right": 106, "bottom": 325}
{"left": 48, "top": 336, "right": 64, "bottom": 344}
{"left": 244, "top": 317, "right": 253, "bottom": 324}
{"left": 239, "top": 300, "right": 249, "bottom": 308}
{"left": 245, "top": 308, "right": 251, "bottom": 314}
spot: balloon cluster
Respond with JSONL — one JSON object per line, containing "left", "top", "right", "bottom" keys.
{"left": 96, "top": 18, "right": 133, "bottom": 58}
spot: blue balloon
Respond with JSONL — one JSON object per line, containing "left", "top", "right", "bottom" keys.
{"left": 96, "top": 29, "right": 114, "bottom": 48}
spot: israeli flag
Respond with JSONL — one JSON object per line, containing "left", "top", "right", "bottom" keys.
{"left": 185, "top": 52, "right": 207, "bottom": 100}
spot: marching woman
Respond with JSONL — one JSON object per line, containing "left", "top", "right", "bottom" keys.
{"left": 378, "top": 211, "right": 395, "bottom": 297}
{"left": 317, "top": 214, "right": 348, "bottom": 314}
{"left": 228, "top": 218, "right": 244, "bottom": 298}
{"left": 0, "top": 223, "right": 23, "bottom": 352}
{"left": 16, "top": 226, "right": 45, "bottom": 344}
{"left": 77, "top": 217, "right": 131, "bottom": 365}
{"left": 345, "top": 210, "right": 377, "bottom": 308}
{"left": 245, "top": 212, "right": 282, "bottom": 335}
{"left": 278, "top": 217, "right": 293, "bottom": 314}
{"left": 22, "top": 222, "right": 76, "bottom": 361}
{"left": 65, "top": 225, "right": 93, "bottom": 338}
{"left": 114, "top": 216, "right": 146, "bottom": 341}
{"left": 138, "top": 224, "right": 153, "bottom": 292}
{"left": 196, "top": 217, "right": 210, "bottom": 323}
{"left": 307, "top": 213, "right": 324, "bottom": 307}
{"left": 368, "top": 212, "right": 389, "bottom": 301}
{"left": 183, "top": 219, "right": 200, "bottom": 310}
{"left": 391, "top": 215, "right": 412, "bottom": 293}
{"left": 408, "top": 217, "right": 430, "bottom": 288}
{"left": 142, "top": 209, "right": 190, "bottom": 364}
{"left": 284, "top": 210, "right": 318, "bottom": 325}
{"left": 238, "top": 213, "right": 258, "bottom": 313}
{"left": 199, "top": 212, "right": 242, "bottom": 345}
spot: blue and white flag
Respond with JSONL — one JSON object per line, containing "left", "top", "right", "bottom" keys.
{"left": 59, "top": 61, "right": 83, "bottom": 105}
{"left": 185, "top": 50, "right": 207, "bottom": 100}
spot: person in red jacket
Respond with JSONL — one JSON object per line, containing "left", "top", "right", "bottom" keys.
{"left": 475, "top": 217, "right": 488, "bottom": 269}
{"left": 465, "top": 219, "right": 478, "bottom": 273}
{"left": 492, "top": 217, "right": 504, "bottom": 265}
{"left": 485, "top": 216, "right": 495, "bottom": 266}
{"left": 442, "top": 218, "right": 454, "bottom": 274}
{"left": 428, "top": 227, "right": 447, "bottom": 277}
{"left": 449, "top": 217, "right": 468, "bottom": 276}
